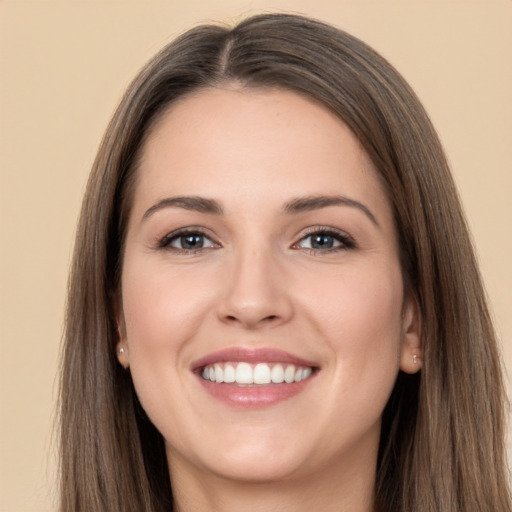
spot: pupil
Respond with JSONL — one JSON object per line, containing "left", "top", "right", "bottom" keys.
{"left": 181, "top": 234, "right": 203, "bottom": 249}
{"left": 312, "top": 234, "right": 333, "bottom": 249}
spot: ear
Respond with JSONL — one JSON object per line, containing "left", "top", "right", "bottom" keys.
{"left": 115, "top": 305, "right": 130, "bottom": 369}
{"left": 399, "top": 294, "right": 422, "bottom": 374}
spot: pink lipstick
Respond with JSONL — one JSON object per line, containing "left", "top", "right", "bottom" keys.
{"left": 191, "top": 348, "right": 318, "bottom": 408}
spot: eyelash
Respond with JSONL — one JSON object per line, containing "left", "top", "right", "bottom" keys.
{"left": 158, "top": 228, "right": 219, "bottom": 253}
{"left": 292, "top": 227, "right": 356, "bottom": 253}
{"left": 157, "top": 227, "right": 356, "bottom": 254}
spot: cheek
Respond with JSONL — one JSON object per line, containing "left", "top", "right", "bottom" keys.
{"left": 319, "top": 265, "right": 402, "bottom": 344}
{"left": 119, "top": 260, "right": 222, "bottom": 444}
{"left": 119, "top": 259, "right": 216, "bottom": 404}
{"left": 122, "top": 259, "right": 213, "bottom": 350}
{"left": 300, "top": 260, "right": 404, "bottom": 391}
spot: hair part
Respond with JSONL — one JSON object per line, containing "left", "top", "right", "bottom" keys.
{"left": 59, "top": 13, "right": 511, "bottom": 512}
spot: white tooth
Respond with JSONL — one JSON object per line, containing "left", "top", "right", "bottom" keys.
{"left": 214, "top": 364, "right": 224, "bottom": 383}
{"left": 202, "top": 367, "right": 209, "bottom": 380}
{"left": 284, "top": 365, "right": 296, "bottom": 383}
{"left": 253, "top": 363, "right": 271, "bottom": 384}
{"left": 224, "top": 363, "right": 235, "bottom": 383}
{"left": 303, "top": 367, "right": 312, "bottom": 379}
{"left": 271, "top": 364, "right": 285, "bottom": 383}
{"left": 209, "top": 367, "right": 215, "bottom": 382}
{"left": 294, "top": 368, "right": 302, "bottom": 382}
{"left": 235, "top": 362, "right": 253, "bottom": 384}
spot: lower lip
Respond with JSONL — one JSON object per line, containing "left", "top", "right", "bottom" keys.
{"left": 197, "top": 376, "right": 314, "bottom": 409}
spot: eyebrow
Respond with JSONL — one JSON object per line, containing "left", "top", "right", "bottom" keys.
{"left": 283, "top": 195, "right": 380, "bottom": 228}
{"left": 142, "top": 196, "right": 223, "bottom": 221}
{"left": 141, "top": 194, "right": 379, "bottom": 228}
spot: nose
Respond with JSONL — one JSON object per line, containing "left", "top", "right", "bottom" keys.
{"left": 216, "top": 245, "right": 294, "bottom": 330}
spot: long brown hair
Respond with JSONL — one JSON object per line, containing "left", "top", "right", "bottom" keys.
{"left": 59, "top": 13, "right": 511, "bottom": 512}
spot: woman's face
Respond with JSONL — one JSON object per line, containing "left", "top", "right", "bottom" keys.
{"left": 118, "top": 87, "right": 421, "bottom": 485}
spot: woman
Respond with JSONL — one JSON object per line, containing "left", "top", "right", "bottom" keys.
{"left": 59, "top": 13, "right": 511, "bottom": 512}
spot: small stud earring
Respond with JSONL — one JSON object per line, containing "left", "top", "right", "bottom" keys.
{"left": 119, "top": 347, "right": 125, "bottom": 355}
{"left": 413, "top": 354, "right": 418, "bottom": 364}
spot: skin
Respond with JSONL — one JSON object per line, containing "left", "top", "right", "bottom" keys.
{"left": 117, "top": 87, "right": 421, "bottom": 512}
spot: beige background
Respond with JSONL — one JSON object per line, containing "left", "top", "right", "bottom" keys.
{"left": 1, "top": 1, "right": 510, "bottom": 510}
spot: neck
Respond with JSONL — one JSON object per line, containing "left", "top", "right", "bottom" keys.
{"left": 168, "top": 449, "right": 377, "bottom": 512}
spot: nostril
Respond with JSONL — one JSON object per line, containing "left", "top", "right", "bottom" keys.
{"left": 217, "top": 295, "right": 294, "bottom": 329}
{"left": 223, "top": 313, "right": 280, "bottom": 327}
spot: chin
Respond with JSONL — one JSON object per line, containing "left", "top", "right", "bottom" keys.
{"left": 167, "top": 431, "right": 316, "bottom": 484}
{"left": 204, "top": 453, "right": 309, "bottom": 484}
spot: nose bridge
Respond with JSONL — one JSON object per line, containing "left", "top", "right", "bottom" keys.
{"left": 217, "top": 236, "right": 293, "bottom": 328}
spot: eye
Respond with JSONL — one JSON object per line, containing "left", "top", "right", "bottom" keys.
{"left": 159, "top": 230, "right": 219, "bottom": 252}
{"left": 294, "top": 228, "right": 355, "bottom": 252}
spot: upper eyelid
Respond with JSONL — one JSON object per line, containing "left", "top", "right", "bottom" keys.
{"left": 292, "top": 226, "right": 357, "bottom": 249}
{"left": 161, "top": 226, "right": 215, "bottom": 238}
{"left": 156, "top": 225, "right": 355, "bottom": 247}
{"left": 300, "top": 225, "right": 347, "bottom": 234}
{"left": 295, "top": 225, "right": 354, "bottom": 240}
{"left": 159, "top": 227, "right": 219, "bottom": 247}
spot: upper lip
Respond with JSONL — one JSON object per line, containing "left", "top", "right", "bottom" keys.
{"left": 190, "top": 347, "right": 318, "bottom": 372}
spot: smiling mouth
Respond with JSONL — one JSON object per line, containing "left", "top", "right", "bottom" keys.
{"left": 200, "top": 362, "right": 314, "bottom": 385}
{"left": 192, "top": 348, "right": 318, "bottom": 407}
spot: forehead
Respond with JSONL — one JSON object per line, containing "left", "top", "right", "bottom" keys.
{"left": 132, "top": 87, "right": 392, "bottom": 222}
